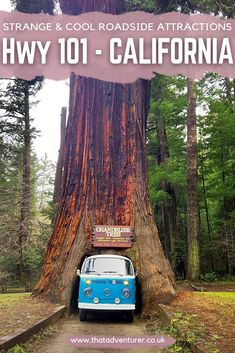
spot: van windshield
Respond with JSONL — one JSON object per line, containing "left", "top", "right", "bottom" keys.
{"left": 82, "top": 257, "right": 134, "bottom": 276}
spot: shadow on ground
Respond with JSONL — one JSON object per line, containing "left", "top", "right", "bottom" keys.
{"left": 71, "top": 310, "right": 137, "bottom": 323}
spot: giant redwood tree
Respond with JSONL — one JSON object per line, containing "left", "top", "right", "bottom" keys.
{"left": 34, "top": 0, "right": 176, "bottom": 311}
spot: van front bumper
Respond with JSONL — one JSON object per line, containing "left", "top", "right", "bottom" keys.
{"left": 78, "top": 303, "right": 135, "bottom": 310}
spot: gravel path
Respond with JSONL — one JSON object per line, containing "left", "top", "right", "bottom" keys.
{"left": 28, "top": 312, "right": 172, "bottom": 353}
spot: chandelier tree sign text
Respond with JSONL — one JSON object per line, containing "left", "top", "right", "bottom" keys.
{"left": 92, "top": 226, "right": 133, "bottom": 248}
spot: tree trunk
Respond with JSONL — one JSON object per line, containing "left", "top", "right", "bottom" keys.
{"left": 19, "top": 82, "right": 31, "bottom": 278}
{"left": 200, "top": 157, "right": 215, "bottom": 272}
{"left": 53, "top": 107, "right": 67, "bottom": 205}
{"left": 154, "top": 76, "right": 180, "bottom": 273}
{"left": 34, "top": 0, "right": 176, "bottom": 312}
{"left": 186, "top": 78, "right": 200, "bottom": 280}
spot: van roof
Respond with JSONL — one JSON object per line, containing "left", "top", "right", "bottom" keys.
{"left": 85, "top": 254, "right": 132, "bottom": 261}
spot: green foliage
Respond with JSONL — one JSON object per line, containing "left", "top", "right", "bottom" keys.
{"left": 0, "top": 79, "right": 42, "bottom": 143}
{"left": 197, "top": 76, "right": 235, "bottom": 275}
{"left": 147, "top": 75, "right": 188, "bottom": 275}
{"left": 148, "top": 73, "right": 235, "bottom": 278}
{"left": 196, "top": 291, "right": 235, "bottom": 302}
{"left": 155, "top": 0, "right": 235, "bottom": 16}
{"left": 0, "top": 152, "right": 54, "bottom": 279}
{"left": 125, "top": 0, "right": 235, "bottom": 17}
{"left": 200, "top": 272, "right": 217, "bottom": 282}
{"left": 124, "top": 0, "right": 155, "bottom": 12}
{"left": 35, "top": 154, "right": 55, "bottom": 210}
{"left": 7, "top": 345, "right": 26, "bottom": 353}
{"left": 169, "top": 343, "right": 188, "bottom": 352}
{"left": 0, "top": 79, "right": 55, "bottom": 283}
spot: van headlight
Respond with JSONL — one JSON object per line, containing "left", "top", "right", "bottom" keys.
{"left": 122, "top": 288, "right": 131, "bottom": 298}
{"left": 84, "top": 288, "right": 92, "bottom": 297}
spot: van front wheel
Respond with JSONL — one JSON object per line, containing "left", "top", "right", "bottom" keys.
{"left": 79, "top": 309, "right": 87, "bottom": 321}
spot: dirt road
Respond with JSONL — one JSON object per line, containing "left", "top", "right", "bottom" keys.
{"left": 28, "top": 312, "right": 173, "bottom": 353}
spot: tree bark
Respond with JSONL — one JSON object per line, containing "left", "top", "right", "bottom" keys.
{"left": 186, "top": 78, "right": 200, "bottom": 280}
{"left": 53, "top": 107, "right": 67, "bottom": 205}
{"left": 34, "top": 0, "right": 176, "bottom": 312}
{"left": 200, "top": 157, "right": 215, "bottom": 272}
{"left": 19, "top": 82, "right": 31, "bottom": 277}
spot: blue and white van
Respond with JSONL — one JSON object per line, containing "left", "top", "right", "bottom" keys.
{"left": 77, "top": 254, "right": 136, "bottom": 322}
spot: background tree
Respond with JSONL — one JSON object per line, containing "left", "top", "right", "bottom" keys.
{"left": 197, "top": 74, "right": 235, "bottom": 276}
{"left": 0, "top": 124, "right": 55, "bottom": 285}
{"left": 147, "top": 72, "right": 235, "bottom": 279}
{"left": 186, "top": 79, "right": 200, "bottom": 280}
{"left": 53, "top": 107, "right": 67, "bottom": 206}
{"left": 147, "top": 75, "right": 187, "bottom": 277}
{"left": 37, "top": 154, "right": 55, "bottom": 210}
{"left": 0, "top": 78, "right": 43, "bottom": 277}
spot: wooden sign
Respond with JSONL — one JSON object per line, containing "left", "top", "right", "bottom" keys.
{"left": 92, "top": 225, "right": 133, "bottom": 248}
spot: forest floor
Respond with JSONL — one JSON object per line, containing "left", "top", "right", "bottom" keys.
{"left": 165, "top": 290, "right": 235, "bottom": 353}
{"left": 0, "top": 293, "right": 59, "bottom": 337}
{"left": 1, "top": 283, "right": 234, "bottom": 353}
{"left": 176, "top": 280, "right": 235, "bottom": 292}
{"left": 0, "top": 294, "right": 188, "bottom": 353}
{"left": 4, "top": 314, "right": 190, "bottom": 353}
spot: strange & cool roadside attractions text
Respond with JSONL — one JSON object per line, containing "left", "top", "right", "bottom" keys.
{"left": 0, "top": 10, "right": 235, "bottom": 82}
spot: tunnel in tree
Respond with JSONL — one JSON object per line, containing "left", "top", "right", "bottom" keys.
{"left": 34, "top": 0, "right": 176, "bottom": 312}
